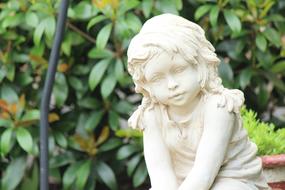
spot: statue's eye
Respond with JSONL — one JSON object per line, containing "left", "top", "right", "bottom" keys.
{"left": 173, "top": 66, "right": 186, "bottom": 73}
{"left": 150, "top": 75, "right": 164, "bottom": 83}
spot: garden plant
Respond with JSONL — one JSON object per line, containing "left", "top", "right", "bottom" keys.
{"left": 0, "top": 0, "right": 284, "bottom": 189}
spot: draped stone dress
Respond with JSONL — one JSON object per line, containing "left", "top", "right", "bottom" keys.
{"left": 153, "top": 95, "right": 270, "bottom": 190}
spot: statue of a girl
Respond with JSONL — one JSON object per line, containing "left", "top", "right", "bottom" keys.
{"left": 127, "top": 14, "right": 270, "bottom": 190}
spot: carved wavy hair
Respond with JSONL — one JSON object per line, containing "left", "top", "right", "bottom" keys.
{"left": 127, "top": 13, "right": 222, "bottom": 97}
{"left": 127, "top": 14, "right": 244, "bottom": 129}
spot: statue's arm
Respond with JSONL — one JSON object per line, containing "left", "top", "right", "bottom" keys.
{"left": 143, "top": 109, "right": 178, "bottom": 190}
{"left": 179, "top": 95, "right": 235, "bottom": 190}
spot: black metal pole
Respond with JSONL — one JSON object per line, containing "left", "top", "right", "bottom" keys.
{"left": 40, "top": 0, "right": 69, "bottom": 189}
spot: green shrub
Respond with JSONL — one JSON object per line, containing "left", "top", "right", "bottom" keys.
{"left": 192, "top": 0, "right": 285, "bottom": 124}
{"left": 0, "top": 0, "right": 284, "bottom": 189}
{"left": 242, "top": 107, "right": 285, "bottom": 155}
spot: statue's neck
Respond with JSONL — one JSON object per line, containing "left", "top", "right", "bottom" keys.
{"left": 167, "top": 94, "right": 202, "bottom": 123}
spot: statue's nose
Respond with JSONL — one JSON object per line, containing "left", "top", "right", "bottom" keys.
{"left": 168, "top": 77, "right": 178, "bottom": 90}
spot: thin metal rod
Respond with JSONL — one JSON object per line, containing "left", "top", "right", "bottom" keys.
{"left": 40, "top": 0, "right": 69, "bottom": 189}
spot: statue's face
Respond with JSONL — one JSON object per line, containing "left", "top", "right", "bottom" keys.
{"left": 144, "top": 51, "right": 201, "bottom": 108}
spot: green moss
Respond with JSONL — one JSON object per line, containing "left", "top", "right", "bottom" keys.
{"left": 241, "top": 107, "right": 285, "bottom": 155}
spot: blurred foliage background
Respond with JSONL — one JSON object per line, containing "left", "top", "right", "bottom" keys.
{"left": 0, "top": 0, "right": 284, "bottom": 189}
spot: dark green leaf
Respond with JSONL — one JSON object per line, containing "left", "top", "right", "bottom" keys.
{"left": 53, "top": 73, "right": 68, "bottom": 107}
{"left": 194, "top": 4, "right": 212, "bottom": 20}
{"left": 85, "top": 111, "right": 104, "bottom": 131}
{"left": 25, "top": 12, "right": 39, "bottom": 28}
{"left": 99, "top": 138, "right": 122, "bottom": 152}
{"left": 77, "top": 97, "right": 100, "bottom": 109}
{"left": 0, "top": 119, "right": 12, "bottom": 128}
{"left": 21, "top": 109, "right": 40, "bottom": 121}
{"left": 263, "top": 28, "right": 281, "bottom": 47}
{"left": 89, "top": 59, "right": 111, "bottom": 90}
{"left": 101, "top": 74, "right": 117, "bottom": 99}
{"left": 1, "top": 84, "right": 18, "bottom": 103}
{"left": 239, "top": 69, "right": 253, "bottom": 89}
{"left": 2, "top": 14, "right": 22, "bottom": 28}
{"left": 44, "top": 17, "right": 56, "bottom": 40}
{"left": 88, "top": 48, "right": 113, "bottom": 59}
{"left": 68, "top": 76, "right": 84, "bottom": 91}
{"left": 76, "top": 160, "right": 91, "bottom": 190}
{"left": 127, "top": 154, "right": 141, "bottom": 176}
{"left": 142, "top": 0, "right": 152, "bottom": 18}
{"left": 218, "top": 60, "right": 233, "bottom": 87}
{"left": 126, "top": 13, "right": 142, "bottom": 33}
{"left": 115, "top": 59, "right": 124, "bottom": 81}
{"left": 33, "top": 21, "right": 45, "bottom": 46}
{"left": 108, "top": 111, "right": 119, "bottom": 130}
{"left": 73, "top": 2, "right": 96, "bottom": 19}
{"left": 1, "top": 157, "right": 26, "bottom": 190}
{"left": 87, "top": 15, "right": 107, "bottom": 30}
{"left": 6, "top": 62, "right": 15, "bottom": 81}
{"left": 113, "top": 100, "right": 133, "bottom": 114}
{"left": 118, "top": 0, "right": 140, "bottom": 15}
{"left": 133, "top": 161, "right": 147, "bottom": 187}
{"left": 54, "top": 131, "right": 68, "bottom": 148}
{"left": 117, "top": 145, "right": 140, "bottom": 160}
{"left": 271, "top": 61, "right": 285, "bottom": 73}
{"left": 96, "top": 23, "right": 112, "bottom": 49}
{"left": 176, "top": 0, "right": 183, "bottom": 10}
{"left": 255, "top": 34, "right": 267, "bottom": 52}
{"left": 96, "top": 161, "right": 118, "bottom": 190}
{"left": 49, "top": 152, "right": 74, "bottom": 168}
{"left": 0, "top": 128, "right": 13, "bottom": 156}
{"left": 16, "top": 127, "right": 33, "bottom": 154}
{"left": 209, "top": 5, "right": 219, "bottom": 27}
{"left": 63, "top": 162, "right": 81, "bottom": 190}
{"left": 223, "top": 10, "right": 241, "bottom": 33}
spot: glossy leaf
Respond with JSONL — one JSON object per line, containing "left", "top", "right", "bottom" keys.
{"left": 209, "top": 5, "right": 219, "bottom": 27}
{"left": 223, "top": 10, "right": 241, "bottom": 33}
{"left": 33, "top": 21, "right": 45, "bottom": 46}
{"left": 53, "top": 73, "right": 68, "bottom": 107}
{"left": 1, "top": 157, "right": 26, "bottom": 190}
{"left": 194, "top": 4, "right": 212, "bottom": 20}
{"left": 1, "top": 84, "right": 18, "bottom": 103}
{"left": 25, "top": 12, "right": 39, "bottom": 28}
{"left": 89, "top": 59, "right": 111, "bottom": 90}
{"left": 43, "top": 16, "right": 56, "bottom": 40}
{"left": 127, "top": 154, "right": 141, "bottom": 176}
{"left": 108, "top": 110, "right": 119, "bottom": 130}
{"left": 142, "top": 0, "right": 152, "bottom": 18}
{"left": 117, "top": 145, "right": 140, "bottom": 160}
{"left": 87, "top": 15, "right": 107, "bottom": 30}
{"left": 63, "top": 162, "right": 81, "bottom": 190}
{"left": 96, "top": 161, "right": 118, "bottom": 190}
{"left": 133, "top": 161, "right": 147, "bottom": 187}
{"left": 101, "top": 74, "right": 117, "bottom": 99}
{"left": 271, "top": 61, "right": 285, "bottom": 73}
{"left": 88, "top": 48, "right": 113, "bottom": 59}
{"left": 96, "top": 23, "right": 112, "bottom": 49}
{"left": 0, "top": 128, "right": 13, "bottom": 156}
{"left": 239, "top": 69, "right": 253, "bottom": 89}
{"left": 16, "top": 127, "right": 33, "bottom": 154}
{"left": 255, "top": 34, "right": 267, "bottom": 52}
{"left": 263, "top": 28, "right": 281, "bottom": 47}
{"left": 99, "top": 138, "right": 122, "bottom": 152}
{"left": 84, "top": 111, "right": 104, "bottom": 131}
{"left": 75, "top": 160, "right": 91, "bottom": 190}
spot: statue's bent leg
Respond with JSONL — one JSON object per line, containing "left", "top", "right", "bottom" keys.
{"left": 211, "top": 178, "right": 257, "bottom": 190}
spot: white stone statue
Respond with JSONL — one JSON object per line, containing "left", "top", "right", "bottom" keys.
{"left": 127, "top": 14, "right": 270, "bottom": 190}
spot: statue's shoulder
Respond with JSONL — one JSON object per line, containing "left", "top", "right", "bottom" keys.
{"left": 204, "top": 88, "right": 244, "bottom": 114}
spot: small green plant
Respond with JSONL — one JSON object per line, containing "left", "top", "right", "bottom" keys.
{"left": 242, "top": 107, "right": 285, "bottom": 156}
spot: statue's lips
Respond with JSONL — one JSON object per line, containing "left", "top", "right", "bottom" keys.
{"left": 170, "top": 92, "right": 185, "bottom": 99}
